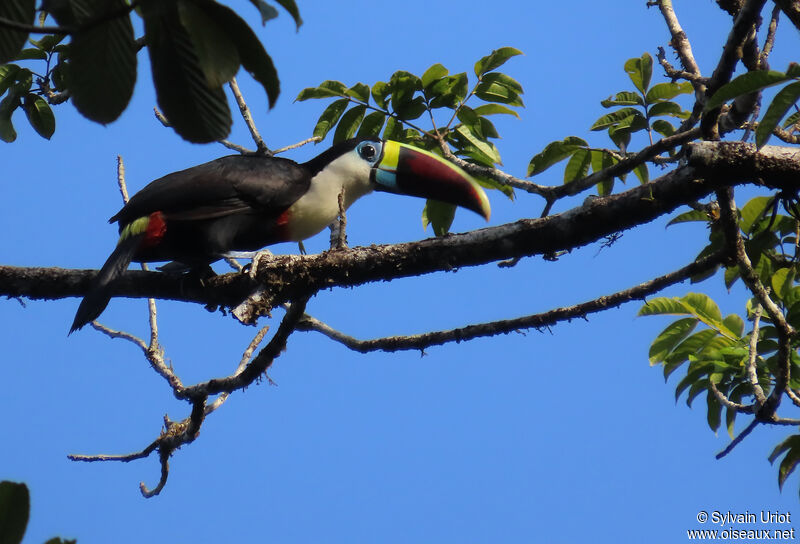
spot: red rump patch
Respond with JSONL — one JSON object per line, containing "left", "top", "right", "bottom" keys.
{"left": 141, "top": 211, "right": 167, "bottom": 249}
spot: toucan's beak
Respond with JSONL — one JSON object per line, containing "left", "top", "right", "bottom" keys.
{"left": 373, "top": 141, "right": 491, "bottom": 221}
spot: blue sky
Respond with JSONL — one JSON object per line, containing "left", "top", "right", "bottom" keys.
{"left": 3, "top": 1, "right": 800, "bottom": 542}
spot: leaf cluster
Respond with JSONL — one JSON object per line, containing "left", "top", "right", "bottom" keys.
{"left": 704, "top": 63, "right": 800, "bottom": 148}
{"left": 0, "top": 0, "right": 300, "bottom": 143}
{"left": 646, "top": 193, "right": 800, "bottom": 495}
{"left": 296, "top": 47, "right": 523, "bottom": 235}
{"left": 528, "top": 53, "right": 692, "bottom": 195}
{"left": 640, "top": 293, "right": 763, "bottom": 438}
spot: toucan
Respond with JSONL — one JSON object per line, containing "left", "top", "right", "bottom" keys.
{"left": 69, "top": 137, "right": 491, "bottom": 333}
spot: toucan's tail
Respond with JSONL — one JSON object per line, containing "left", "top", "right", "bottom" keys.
{"left": 69, "top": 234, "right": 143, "bottom": 334}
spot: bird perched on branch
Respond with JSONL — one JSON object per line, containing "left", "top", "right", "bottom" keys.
{"left": 70, "top": 137, "right": 491, "bottom": 333}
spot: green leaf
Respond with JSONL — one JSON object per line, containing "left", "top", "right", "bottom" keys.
{"left": 472, "top": 103, "right": 520, "bottom": 118}
{"left": 68, "top": 0, "right": 137, "bottom": 124}
{"left": 648, "top": 101, "right": 686, "bottom": 118}
{"left": 563, "top": 148, "right": 591, "bottom": 183}
{"left": 0, "top": 481, "right": 29, "bottom": 544}
{"left": 675, "top": 365, "right": 711, "bottom": 403}
{"left": 28, "top": 33, "right": 65, "bottom": 52}
{"left": 639, "top": 296, "right": 691, "bottom": 317}
{"left": 0, "top": 93, "right": 19, "bottom": 143}
{"left": 296, "top": 80, "right": 348, "bottom": 100}
{"left": 455, "top": 124, "right": 500, "bottom": 165}
{"left": 772, "top": 267, "right": 795, "bottom": 301}
{"left": 356, "top": 111, "right": 385, "bottom": 138}
{"left": 769, "top": 435, "right": 800, "bottom": 490}
{"left": 652, "top": 119, "right": 675, "bottom": 137}
{"left": 613, "top": 113, "right": 649, "bottom": 133}
{"left": 199, "top": 0, "right": 280, "bottom": 108}
{"left": 0, "top": 64, "right": 20, "bottom": 96}
{"left": 389, "top": 70, "right": 422, "bottom": 112}
{"left": 273, "top": 0, "right": 303, "bottom": 29}
{"left": 722, "top": 314, "right": 744, "bottom": 337}
{"left": 527, "top": 136, "right": 587, "bottom": 176}
{"left": 600, "top": 91, "right": 644, "bottom": 107}
{"left": 13, "top": 48, "right": 46, "bottom": 61}
{"left": 141, "top": 0, "right": 231, "bottom": 142}
{"left": 624, "top": 53, "right": 653, "bottom": 94}
{"left": 346, "top": 82, "right": 370, "bottom": 103}
{"left": 421, "top": 63, "right": 449, "bottom": 88}
{"left": 608, "top": 125, "right": 631, "bottom": 152}
{"left": 371, "top": 81, "right": 391, "bottom": 109}
{"left": 312, "top": 98, "right": 348, "bottom": 140}
{"left": 475, "top": 73, "right": 524, "bottom": 107}
{"left": 756, "top": 81, "right": 800, "bottom": 148}
{"left": 332, "top": 104, "right": 365, "bottom": 143}
{"left": 649, "top": 317, "right": 698, "bottom": 365}
{"left": 740, "top": 196, "right": 774, "bottom": 234}
{"left": 663, "top": 329, "right": 718, "bottom": 379}
{"left": 0, "top": 0, "right": 35, "bottom": 64}
{"left": 248, "top": 0, "right": 278, "bottom": 24}
{"left": 456, "top": 105, "right": 481, "bottom": 134}
{"left": 706, "top": 388, "right": 722, "bottom": 433}
{"left": 590, "top": 107, "right": 641, "bottom": 131}
{"left": 428, "top": 72, "right": 468, "bottom": 109}
{"left": 395, "top": 96, "right": 426, "bottom": 120}
{"left": 666, "top": 209, "right": 709, "bottom": 227}
{"left": 22, "top": 93, "right": 55, "bottom": 139}
{"left": 645, "top": 81, "right": 693, "bottom": 103}
{"left": 633, "top": 162, "right": 649, "bottom": 184}
{"left": 783, "top": 110, "right": 800, "bottom": 128}
{"left": 474, "top": 46, "right": 523, "bottom": 77}
{"left": 590, "top": 150, "right": 615, "bottom": 196}
{"left": 681, "top": 292, "right": 723, "bottom": 328}
{"left": 179, "top": 0, "right": 240, "bottom": 87}
{"left": 422, "top": 199, "right": 457, "bottom": 236}
{"left": 480, "top": 72, "right": 522, "bottom": 93}
{"left": 479, "top": 116, "right": 499, "bottom": 139}
{"left": 704, "top": 70, "right": 793, "bottom": 112}
{"left": 382, "top": 115, "right": 402, "bottom": 140}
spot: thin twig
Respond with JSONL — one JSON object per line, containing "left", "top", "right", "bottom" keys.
{"left": 746, "top": 303, "right": 768, "bottom": 405}
{"left": 206, "top": 325, "right": 271, "bottom": 415}
{"left": 297, "top": 251, "right": 727, "bottom": 353}
{"left": 68, "top": 439, "right": 159, "bottom": 463}
{"left": 274, "top": 136, "right": 322, "bottom": 154}
{"left": 89, "top": 321, "right": 148, "bottom": 352}
{"left": 710, "top": 380, "right": 755, "bottom": 413}
{"left": 716, "top": 419, "right": 759, "bottom": 459}
{"left": 153, "top": 108, "right": 250, "bottom": 153}
{"left": 760, "top": 5, "right": 781, "bottom": 66}
{"left": 716, "top": 187, "right": 794, "bottom": 418}
{"left": 229, "top": 77, "right": 269, "bottom": 154}
{"left": 655, "top": 0, "right": 703, "bottom": 80}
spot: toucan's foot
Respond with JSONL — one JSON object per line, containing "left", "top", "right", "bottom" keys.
{"left": 241, "top": 249, "right": 274, "bottom": 279}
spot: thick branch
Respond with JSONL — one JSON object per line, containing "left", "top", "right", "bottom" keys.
{"left": 3, "top": 142, "right": 800, "bottom": 314}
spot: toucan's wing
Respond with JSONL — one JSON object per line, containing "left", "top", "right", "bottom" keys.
{"left": 110, "top": 155, "right": 311, "bottom": 226}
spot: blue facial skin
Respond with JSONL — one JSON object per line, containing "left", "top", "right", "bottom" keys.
{"left": 358, "top": 140, "right": 399, "bottom": 191}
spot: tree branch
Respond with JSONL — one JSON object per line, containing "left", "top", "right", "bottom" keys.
{"left": 6, "top": 142, "right": 800, "bottom": 315}
{"left": 297, "top": 251, "right": 726, "bottom": 352}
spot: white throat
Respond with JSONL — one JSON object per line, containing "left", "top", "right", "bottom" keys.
{"left": 285, "top": 152, "right": 375, "bottom": 242}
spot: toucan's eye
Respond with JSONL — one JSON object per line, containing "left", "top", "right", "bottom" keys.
{"left": 357, "top": 141, "right": 381, "bottom": 164}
